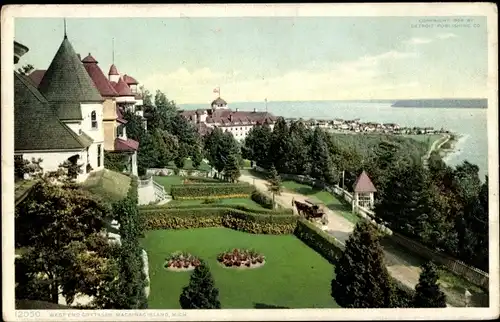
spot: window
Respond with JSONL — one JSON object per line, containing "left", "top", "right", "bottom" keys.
{"left": 97, "top": 144, "right": 102, "bottom": 167}
{"left": 91, "top": 111, "right": 98, "bottom": 129}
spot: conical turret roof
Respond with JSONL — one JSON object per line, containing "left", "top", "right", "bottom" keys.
{"left": 38, "top": 36, "right": 103, "bottom": 120}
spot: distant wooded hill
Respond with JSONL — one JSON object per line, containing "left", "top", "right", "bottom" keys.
{"left": 392, "top": 99, "right": 488, "bottom": 108}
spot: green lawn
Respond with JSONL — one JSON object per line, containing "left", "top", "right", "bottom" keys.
{"left": 141, "top": 228, "right": 338, "bottom": 309}
{"left": 153, "top": 176, "right": 185, "bottom": 193}
{"left": 168, "top": 198, "right": 265, "bottom": 209}
{"left": 282, "top": 180, "right": 359, "bottom": 224}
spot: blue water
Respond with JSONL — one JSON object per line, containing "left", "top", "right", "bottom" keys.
{"left": 180, "top": 100, "right": 489, "bottom": 180}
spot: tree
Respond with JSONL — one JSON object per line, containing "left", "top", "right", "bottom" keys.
{"left": 139, "top": 86, "right": 153, "bottom": 106}
{"left": 223, "top": 154, "right": 241, "bottom": 183}
{"left": 123, "top": 110, "right": 146, "bottom": 141}
{"left": 242, "top": 124, "right": 273, "bottom": 169}
{"left": 269, "top": 117, "right": 290, "bottom": 173}
{"left": 287, "top": 121, "right": 311, "bottom": 174}
{"left": 266, "top": 165, "right": 282, "bottom": 209}
{"left": 309, "top": 127, "right": 336, "bottom": 183}
{"left": 412, "top": 262, "right": 447, "bottom": 308}
{"left": 15, "top": 180, "right": 116, "bottom": 304}
{"left": 374, "top": 162, "right": 432, "bottom": 238}
{"left": 204, "top": 128, "right": 241, "bottom": 176}
{"left": 331, "top": 221, "right": 393, "bottom": 308}
{"left": 14, "top": 157, "right": 43, "bottom": 180}
{"left": 179, "top": 261, "right": 221, "bottom": 309}
{"left": 137, "top": 132, "right": 159, "bottom": 175}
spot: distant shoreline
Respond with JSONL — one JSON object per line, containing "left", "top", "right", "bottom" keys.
{"left": 392, "top": 99, "right": 487, "bottom": 109}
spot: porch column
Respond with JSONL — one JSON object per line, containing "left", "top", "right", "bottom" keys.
{"left": 131, "top": 151, "right": 138, "bottom": 176}
{"left": 369, "top": 192, "right": 375, "bottom": 209}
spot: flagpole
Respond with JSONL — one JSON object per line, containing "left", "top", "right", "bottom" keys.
{"left": 265, "top": 98, "right": 268, "bottom": 113}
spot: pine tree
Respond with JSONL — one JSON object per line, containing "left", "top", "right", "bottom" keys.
{"left": 269, "top": 117, "right": 290, "bottom": 173}
{"left": 374, "top": 162, "right": 431, "bottom": 239}
{"left": 412, "top": 262, "right": 447, "bottom": 308}
{"left": 309, "top": 127, "right": 335, "bottom": 183}
{"left": 331, "top": 221, "right": 393, "bottom": 308}
{"left": 179, "top": 261, "right": 221, "bottom": 309}
{"left": 266, "top": 165, "right": 282, "bottom": 208}
{"left": 223, "top": 154, "right": 241, "bottom": 183}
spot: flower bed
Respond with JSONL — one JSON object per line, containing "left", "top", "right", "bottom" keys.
{"left": 164, "top": 251, "right": 201, "bottom": 272}
{"left": 217, "top": 248, "right": 265, "bottom": 269}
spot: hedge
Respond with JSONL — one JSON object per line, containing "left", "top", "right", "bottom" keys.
{"left": 139, "top": 203, "right": 293, "bottom": 216}
{"left": 293, "top": 218, "right": 344, "bottom": 264}
{"left": 140, "top": 207, "right": 297, "bottom": 234}
{"left": 251, "top": 190, "right": 274, "bottom": 209}
{"left": 183, "top": 176, "right": 222, "bottom": 183}
{"left": 170, "top": 183, "right": 254, "bottom": 199}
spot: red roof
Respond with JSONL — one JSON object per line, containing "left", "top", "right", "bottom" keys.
{"left": 123, "top": 74, "right": 138, "bottom": 85}
{"left": 353, "top": 171, "right": 377, "bottom": 193}
{"left": 111, "top": 77, "right": 133, "bottom": 96}
{"left": 81, "top": 53, "right": 98, "bottom": 63}
{"left": 114, "top": 138, "right": 139, "bottom": 151}
{"left": 28, "top": 69, "right": 46, "bottom": 87}
{"left": 82, "top": 54, "right": 119, "bottom": 97}
{"left": 108, "top": 64, "right": 119, "bottom": 76}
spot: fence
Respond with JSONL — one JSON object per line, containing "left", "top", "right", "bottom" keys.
{"left": 253, "top": 166, "right": 489, "bottom": 290}
{"left": 390, "top": 232, "right": 489, "bottom": 290}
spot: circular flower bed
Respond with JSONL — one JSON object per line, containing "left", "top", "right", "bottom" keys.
{"left": 164, "top": 251, "right": 201, "bottom": 272}
{"left": 217, "top": 248, "right": 265, "bottom": 269}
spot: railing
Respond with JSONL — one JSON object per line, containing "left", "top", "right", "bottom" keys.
{"left": 253, "top": 165, "right": 489, "bottom": 291}
{"left": 153, "top": 180, "right": 167, "bottom": 201}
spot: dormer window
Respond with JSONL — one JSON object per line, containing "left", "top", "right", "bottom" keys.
{"left": 91, "top": 111, "right": 98, "bottom": 129}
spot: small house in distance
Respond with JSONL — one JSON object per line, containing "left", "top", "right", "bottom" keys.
{"left": 352, "top": 171, "right": 377, "bottom": 210}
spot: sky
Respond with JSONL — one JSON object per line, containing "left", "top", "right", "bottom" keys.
{"left": 15, "top": 16, "right": 488, "bottom": 104}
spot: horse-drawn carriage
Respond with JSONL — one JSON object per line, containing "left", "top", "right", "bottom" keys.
{"left": 293, "top": 198, "right": 329, "bottom": 225}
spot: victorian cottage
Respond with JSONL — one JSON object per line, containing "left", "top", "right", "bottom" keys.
{"left": 25, "top": 35, "right": 146, "bottom": 177}
{"left": 15, "top": 35, "right": 104, "bottom": 183}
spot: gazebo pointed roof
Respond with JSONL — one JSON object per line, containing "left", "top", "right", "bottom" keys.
{"left": 38, "top": 36, "right": 103, "bottom": 120}
{"left": 353, "top": 170, "right": 377, "bottom": 193}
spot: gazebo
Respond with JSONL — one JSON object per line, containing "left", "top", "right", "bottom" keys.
{"left": 352, "top": 171, "right": 377, "bottom": 210}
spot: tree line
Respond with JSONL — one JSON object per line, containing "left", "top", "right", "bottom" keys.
{"left": 243, "top": 119, "right": 489, "bottom": 272}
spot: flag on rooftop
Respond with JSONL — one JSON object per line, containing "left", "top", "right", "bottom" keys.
{"left": 213, "top": 87, "right": 220, "bottom": 94}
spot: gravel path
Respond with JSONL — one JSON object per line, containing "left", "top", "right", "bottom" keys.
{"left": 239, "top": 172, "right": 460, "bottom": 307}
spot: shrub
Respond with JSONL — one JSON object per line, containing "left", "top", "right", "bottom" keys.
{"left": 251, "top": 190, "right": 274, "bottom": 209}
{"left": 139, "top": 203, "right": 293, "bottom": 216}
{"left": 139, "top": 207, "right": 297, "bottom": 234}
{"left": 217, "top": 248, "right": 265, "bottom": 268}
{"left": 165, "top": 251, "right": 201, "bottom": 270}
{"left": 293, "top": 218, "right": 344, "bottom": 264}
{"left": 170, "top": 183, "right": 253, "bottom": 200}
{"left": 202, "top": 198, "right": 220, "bottom": 204}
{"left": 184, "top": 176, "right": 222, "bottom": 183}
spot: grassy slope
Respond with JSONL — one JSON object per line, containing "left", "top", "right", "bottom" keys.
{"left": 82, "top": 169, "right": 131, "bottom": 202}
{"left": 141, "top": 227, "right": 338, "bottom": 309}
{"left": 281, "top": 180, "right": 359, "bottom": 224}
